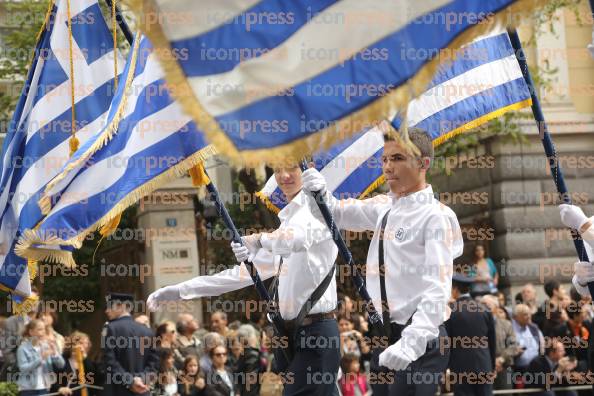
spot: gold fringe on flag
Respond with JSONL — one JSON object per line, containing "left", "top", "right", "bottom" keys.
{"left": 123, "top": 0, "right": 545, "bottom": 167}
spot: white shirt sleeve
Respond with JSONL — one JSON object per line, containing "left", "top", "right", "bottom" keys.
{"left": 326, "top": 192, "right": 390, "bottom": 232}
{"left": 178, "top": 250, "right": 277, "bottom": 299}
{"left": 260, "top": 223, "right": 331, "bottom": 256}
{"left": 398, "top": 212, "right": 460, "bottom": 361}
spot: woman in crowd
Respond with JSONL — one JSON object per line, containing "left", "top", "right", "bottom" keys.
{"left": 156, "top": 321, "right": 185, "bottom": 370}
{"left": 178, "top": 355, "right": 206, "bottom": 396}
{"left": 38, "top": 309, "right": 64, "bottom": 354}
{"left": 16, "top": 319, "right": 65, "bottom": 396}
{"left": 154, "top": 349, "right": 179, "bottom": 396}
{"left": 470, "top": 244, "right": 499, "bottom": 295}
{"left": 205, "top": 345, "right": 236, "bottom": 396}
{"left": 51, "top": 331, "right": 101, "bottom": 396}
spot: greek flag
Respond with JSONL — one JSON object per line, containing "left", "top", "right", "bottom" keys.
{"left": 16, "top": 35, "right": 216, "bottom": 266}
{"left": 257, "top": 127, "right": 385, "bottom": 212}
{"left": 123, "top": 0, "right": 542, "bottom": 165}
{"left": 0, "top": 0, "right": 123, "bottom": 296}
{"left": 258, "top": 31, "right": 531, "bottom": 212}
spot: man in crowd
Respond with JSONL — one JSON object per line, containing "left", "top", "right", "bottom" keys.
{"left": 512, "top": 304, "right": 544, "bottom": 382}
{"left": 102, "top": 293, "right": 159, "bottom": 395}
{"left": 176, "top": 313, "right": 202, "bottom": 358}
{"left": 209, "top": 311, "right": 229, "bottom": 338}
{"left": 446, "top": 273, "right": 496, "bottom": 396}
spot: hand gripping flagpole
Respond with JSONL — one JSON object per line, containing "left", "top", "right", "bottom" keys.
{"left": 299, "top": 161, "right": 385, "bottom": 337}
{"left": 200, "top": 169, "right": 290, "bottom": 358}
{"left": 508, "top": 29, "right": 592, "bottom": 296}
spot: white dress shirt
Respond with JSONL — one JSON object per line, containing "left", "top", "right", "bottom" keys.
{"left": 178, "top": 190, "right": 338, "bottom": 320}
{"left": 328, "top": 184, "right": 463, "bottom": 361}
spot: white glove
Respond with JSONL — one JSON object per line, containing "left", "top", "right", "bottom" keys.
{"left": 301, "top": 168, "right": 326, "bottom": 193}
{"left": 146, "top": 285, "right": 181, "bottom": 312}
{"left": 378, "top": 340, "right": 414, "bottom": 371}
{"left": 231, "top": 236, "right": 261, "bottom": 263}
{"left": 559, "top": 204, "right": 588, "bottom": 231}
{"left": 231, "top": 241, "right": 251, "bottom": 263}
{"left": 573, "top": 261, "right": 594, "bottom": 297}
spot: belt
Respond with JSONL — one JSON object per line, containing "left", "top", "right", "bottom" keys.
{"left": 285, "top": 311, "right": 336, "bottom": 330}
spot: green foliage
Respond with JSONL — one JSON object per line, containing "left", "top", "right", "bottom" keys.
{"left": 0, "top": 0, "right": 48, "bottom": 132}
{"left": 0, "top": 382, "right": 18, "bottom": 396}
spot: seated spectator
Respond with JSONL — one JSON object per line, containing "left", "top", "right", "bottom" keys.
{"left": 200, "top": 332, "right": 225, "bottom": 376}
{"left": 154, "top": 349, "right": 179, "bottom": 396}
{"left": 205, "top": 345, "right": 237, "bottom": 396}
{"left": 17, "top": 319, "right": 65, "bottom": 396}
{"left": 526, "top": 338, "right": 578, "bottom": 396}
{"left": 176, "top": 313, "right": 202, "bottom": 358}
{"left": 51, "top": 331, "right": 101, "bottom": 396}
{"left": 234, "top": 324, "right": 261, "bottom": 396}
{"left": 469, "top": 244, "right": 498, "bottom": 295}
{"left": 512, "top": 304, "right": 544, "bottom": 378}
{"left": 339, "top": 353, "right": 369, "bottom": 396}
{"left": 178, "top": 355, "right": 206, "bottom": 396}
{"left": 156, "top": 320, "right": 185, "bottom": 370}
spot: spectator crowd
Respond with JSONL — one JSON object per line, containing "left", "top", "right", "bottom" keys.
{"left": 1, "top": 251, "right": 594, "bottom": 396}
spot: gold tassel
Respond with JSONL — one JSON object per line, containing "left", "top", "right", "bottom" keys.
{"left": 189, "top": 163, "right": 210, "bottom": 187}
{"left": 12, "top": 293, "right": 39, "bottom": 316}
{"left": 100, "top": 213, "right": 121, "bottom": 237}
{"left": 69, "top": 135, "right": 80, "bottom": 156}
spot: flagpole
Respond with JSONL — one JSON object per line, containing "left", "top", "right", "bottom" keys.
{"left": 508, "top": 29, "right": 593, "bottom": 295}
{"left": 104, "top": 0, "right": 133, "bottom": 45}
{"left": 298, "top": 161, "right": 385, "bottom": 335}
{"left": 201, "top": 170, "right": 291, "bottom": 356}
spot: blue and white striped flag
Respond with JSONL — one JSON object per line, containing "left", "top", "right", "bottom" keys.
{"left": 257, "top": 127, "right": 385, "bottom": 212}
{"left": 257, "top": 30, "right": 532, "bottom": 212}
{"left": 16, "top": 35, "right": 216, "bottom": 266}
{"left": 123, "top": 0, "right": 542, "bottom": 165}
{"left": 0, "top": 0, "right": 123, "bottom": 296}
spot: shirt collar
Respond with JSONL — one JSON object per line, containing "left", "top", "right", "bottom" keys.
{"left": 277, "top": 190, "right": 307, "bottom": 221}
{"left": 387, "top": 184, "right": 434, "bottom": 207}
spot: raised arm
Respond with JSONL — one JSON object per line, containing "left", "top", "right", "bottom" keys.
{"left": 301, "top": 167, "right": 388, "bottom": 232}
{"left": 147, "top": 249, "right": 277, "bottom": 311}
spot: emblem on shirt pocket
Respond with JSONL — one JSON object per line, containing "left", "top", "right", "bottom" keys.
{"left": 395, "top": 227, "right": 405, "bottom": 241}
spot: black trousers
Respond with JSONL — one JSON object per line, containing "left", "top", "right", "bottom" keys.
{"left": 370, "top": 324, "right": 450, "bottom": 396}
{"left": 273, "top": 318, "right": 340, "bottom": 396}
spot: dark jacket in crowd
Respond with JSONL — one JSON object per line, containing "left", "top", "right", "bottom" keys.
{"left": 234, "top": 347, "right": 261, "bottom": 396}
{"left": 204, "top": 368, "right": 237, "bottom": 396}
{"left": 50, "top": 354, "right": 103, "bottom": 396}
{"left": 101, "top": 315, "right": 159, "bottom": 396}
{"left": 446, "top": 295, "right": 497, "bottom": 376}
